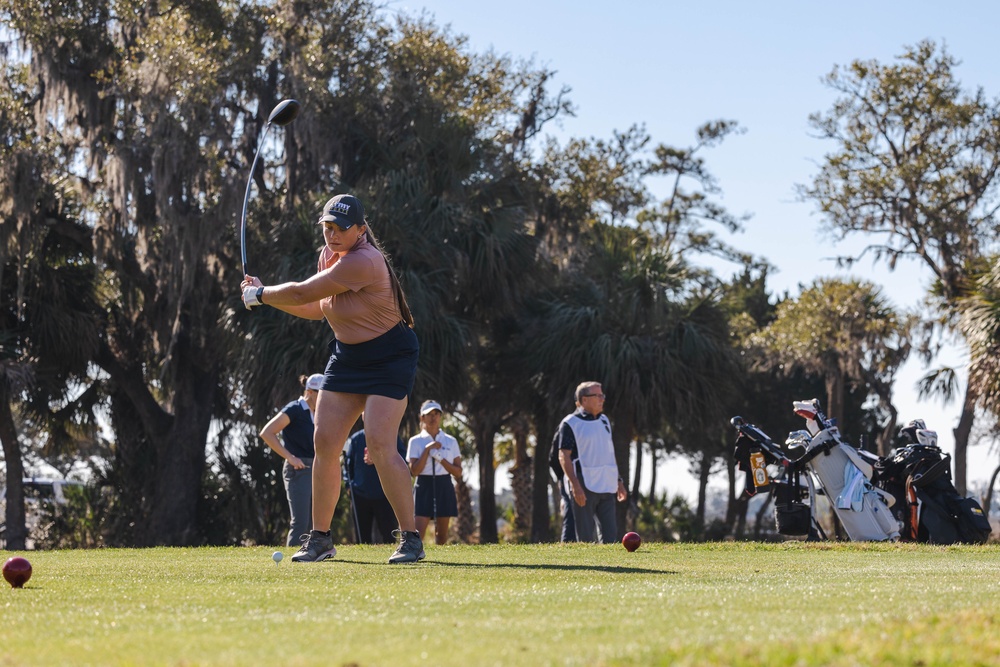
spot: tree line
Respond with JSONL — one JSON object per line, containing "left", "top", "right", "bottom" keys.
{"left": 2, "top": 1, "right": 999, "bottom": 548}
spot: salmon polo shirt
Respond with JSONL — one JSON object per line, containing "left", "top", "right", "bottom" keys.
{"left": 317, "top": 237, "right": 402, "bottom": 344}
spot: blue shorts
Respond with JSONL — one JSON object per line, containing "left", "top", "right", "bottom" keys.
{"left": 414, "top": 475, "right": 457, "bottom": 519}
{"left": 322, "top": 322, "right": 418, "bottom": 400}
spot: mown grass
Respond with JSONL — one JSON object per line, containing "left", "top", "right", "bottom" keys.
{"left": 2, "top": 542, "right": 999, "bottom": 666}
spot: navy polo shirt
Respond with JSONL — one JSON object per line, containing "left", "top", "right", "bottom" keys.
{"left": 279, "top": 399, "right": 315, "bottom": 459}
{"left": 344, "top": 430, "right": 407, "bottom": 500}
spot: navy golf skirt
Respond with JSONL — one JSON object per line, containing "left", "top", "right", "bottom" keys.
{"left": 321, "top": 322, "right": 419, "bottom": 400}
{"left": 414, "top": 475, "right": 458, "bottom": 519}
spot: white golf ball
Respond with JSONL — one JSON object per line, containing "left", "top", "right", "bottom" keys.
{"left": 272, "top": 550, "right": 284, "bottom": 563}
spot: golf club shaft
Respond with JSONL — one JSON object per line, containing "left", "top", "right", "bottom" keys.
{"left": 432, "top": 456, "right": 438, "bottom": 521}
{"left": 345, "top": 449, "right": 362, "bottom": 543}
{"left": 239, "top": 121, "right": 273, "bottom": 277}
{"left": 348, "top": 485, "right": 362, "bottom": 543}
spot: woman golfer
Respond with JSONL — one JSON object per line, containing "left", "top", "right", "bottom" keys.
{"left": 241, "top": 194, "right": 423, "bottom": 564}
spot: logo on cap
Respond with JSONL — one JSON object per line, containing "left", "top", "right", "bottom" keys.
{"left": 319, "top": 194, "right": 365, "bottom": 228}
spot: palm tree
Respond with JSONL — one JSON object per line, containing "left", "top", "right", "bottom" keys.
{"left": 516, "top": 122, "right": 752, "bottom": 540}
{"left": 957, "top": 259, "right": 1000, "bottom": 510}
{"left": 520, "top": 221, "right": 741, "bottom": 538}
{"left": 750, "top": 278, "right": 912, "bottom": 456}
{"left": 959, "top": 261, "right": 1000, "bottom": 414}
{"left": 0, "top": 208, "right": 102, "bottom": 547}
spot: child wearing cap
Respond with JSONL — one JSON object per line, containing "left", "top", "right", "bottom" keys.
{"left": 258, "top": 374, "right": 323, "bottom": 546}
{"left": 407, "top": 400, "right": 463, "bottom": 545}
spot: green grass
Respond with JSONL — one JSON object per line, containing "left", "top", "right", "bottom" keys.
{"left": 2, "top": 542, "right": 1000, "bottom": 666}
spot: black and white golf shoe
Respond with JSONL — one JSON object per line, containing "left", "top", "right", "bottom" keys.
{"left": 291, "top": 530, "right": 337, "bottom": 563}
{"left": 388, "top": 530, "right": 425, "bottom": 564}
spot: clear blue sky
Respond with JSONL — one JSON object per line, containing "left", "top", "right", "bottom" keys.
{"left": 391, "top": 0, "right": 1000, "bottom": 494}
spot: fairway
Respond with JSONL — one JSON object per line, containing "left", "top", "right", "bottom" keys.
{"left": 2, "top": 542, "right": 999, "bottom": 666}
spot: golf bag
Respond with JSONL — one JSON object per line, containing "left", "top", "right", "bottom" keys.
{"left": 731, "top": 416, "right": 819, "bottom": 539}
{"left": 732, "top": 399, "right": 900, "bottom": 542}
{"left": 874, "top": 420, "right": 992, "bottom": 544}
{"left": 789, "top": 399, "right": 899, "bottom": 542}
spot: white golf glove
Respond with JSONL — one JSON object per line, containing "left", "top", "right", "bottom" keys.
{"left": 242, "top": 286, "right": 264, "bottom": 310}
{"left": 431, "top": 452, "right": 443, "bottom": 462}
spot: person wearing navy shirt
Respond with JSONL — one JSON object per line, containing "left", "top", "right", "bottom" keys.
{"left": 344, "top": 427, "right": 407, "bottom": 544}
{"left": 259, "top": 373, "right": 323, "bottom": 546}
{"left": 549, "top": 430, "right": 577, "bottom": 542}
{"left": 555, "top": 381, "right": 628, "bottom": 543}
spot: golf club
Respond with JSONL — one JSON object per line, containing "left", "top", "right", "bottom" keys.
{"left": 345, "top": 447, "right": 363, "bottom": 543}
{"left": 431, "top": 444, "right": 438, "bottom": 536}
{"left": 239, "top": 98, "right": 300, "bottom": 277}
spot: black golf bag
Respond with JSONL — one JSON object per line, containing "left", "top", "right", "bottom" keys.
{"left": 875, "top": 423, "right": 992, "bottom": 544}
{"left": 732, "top": 417, "right": 817, "bottom": 539}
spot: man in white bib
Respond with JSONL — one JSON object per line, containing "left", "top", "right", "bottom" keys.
{"left": 555, "top": 381, "right": 627, "bottom": 543}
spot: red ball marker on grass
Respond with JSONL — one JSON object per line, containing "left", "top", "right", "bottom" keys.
{"left": 622, "top": 531, "right": 641, "bottom": 552}
{"left": 3, "top": 557, "right": 32, "bottom": 588}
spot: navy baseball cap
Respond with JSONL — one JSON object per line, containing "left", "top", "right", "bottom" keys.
{"left": 318, "top": 194, "right": 365, "bottom": 229}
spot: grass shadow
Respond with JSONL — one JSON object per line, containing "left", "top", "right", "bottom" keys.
{"left": 428, "top": 561, "right": 675, "bottom": 575}
{"left": 333, "top": 558, "right": 674, "bottom": 575}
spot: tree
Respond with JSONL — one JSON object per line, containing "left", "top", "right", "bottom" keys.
{"left": 0, "top": 49, "right": 102, "bottom": 548}
{"left": 0, "top": 51, "right": 41, "bottom": 551}
{"left": 521, "top": 222, "right": 741, "bottom": 538}
{"left": 959, "top": 260, "right": 1000, "bottom": 414}
{"left": 518, "top": 122, "right": 751, "bottom": 540}
{"left": 750, "top": 279, "right": 911, "bottom": 455}
{"left": 0, "top": 0, "right": 579, "bottom": 546}
{"left": 240, "top": 9, "right": 564, "bottom": 544}
{"left": 801, "top": 40, "right": 1000, "bottom": 490}
{"left": 957, "top": 258, "right": 1000, "bottom": 510}
{"left": 639, "top": 120, "right": 751, "bottom": 266}
{"left": 0, "top": 0, "right": 296, "bottom": 544}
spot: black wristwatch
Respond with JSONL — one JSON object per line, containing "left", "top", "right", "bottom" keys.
{"left": 256, "top": 286, "right": 265, "bottom": 304}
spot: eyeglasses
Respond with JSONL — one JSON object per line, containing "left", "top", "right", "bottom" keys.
{"left": 581, "top": 393, "right": 606, "bottom": 399}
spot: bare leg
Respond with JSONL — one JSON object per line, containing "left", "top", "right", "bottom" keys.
{"left": 434, "top": 517, "right": 450, "bottom": 545}
{"left": 415, "top": 515, "right": 431, "bottom": 540}
{"left": 364, "top": 394, "right": 416, "bottom": 532}
{"left": 311, "top": 391, "right": 366, "bottom": 531}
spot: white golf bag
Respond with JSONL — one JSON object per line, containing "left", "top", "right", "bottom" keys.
{"left": 791, "top": 399, "right": 899, "bottom": 542}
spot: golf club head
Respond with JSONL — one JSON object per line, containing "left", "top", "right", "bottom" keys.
{"left": 241, "top": 98, "right": 300, "bottom": 277}
{"left": 268, "top": 99, "right": 300, "bottom": 126}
